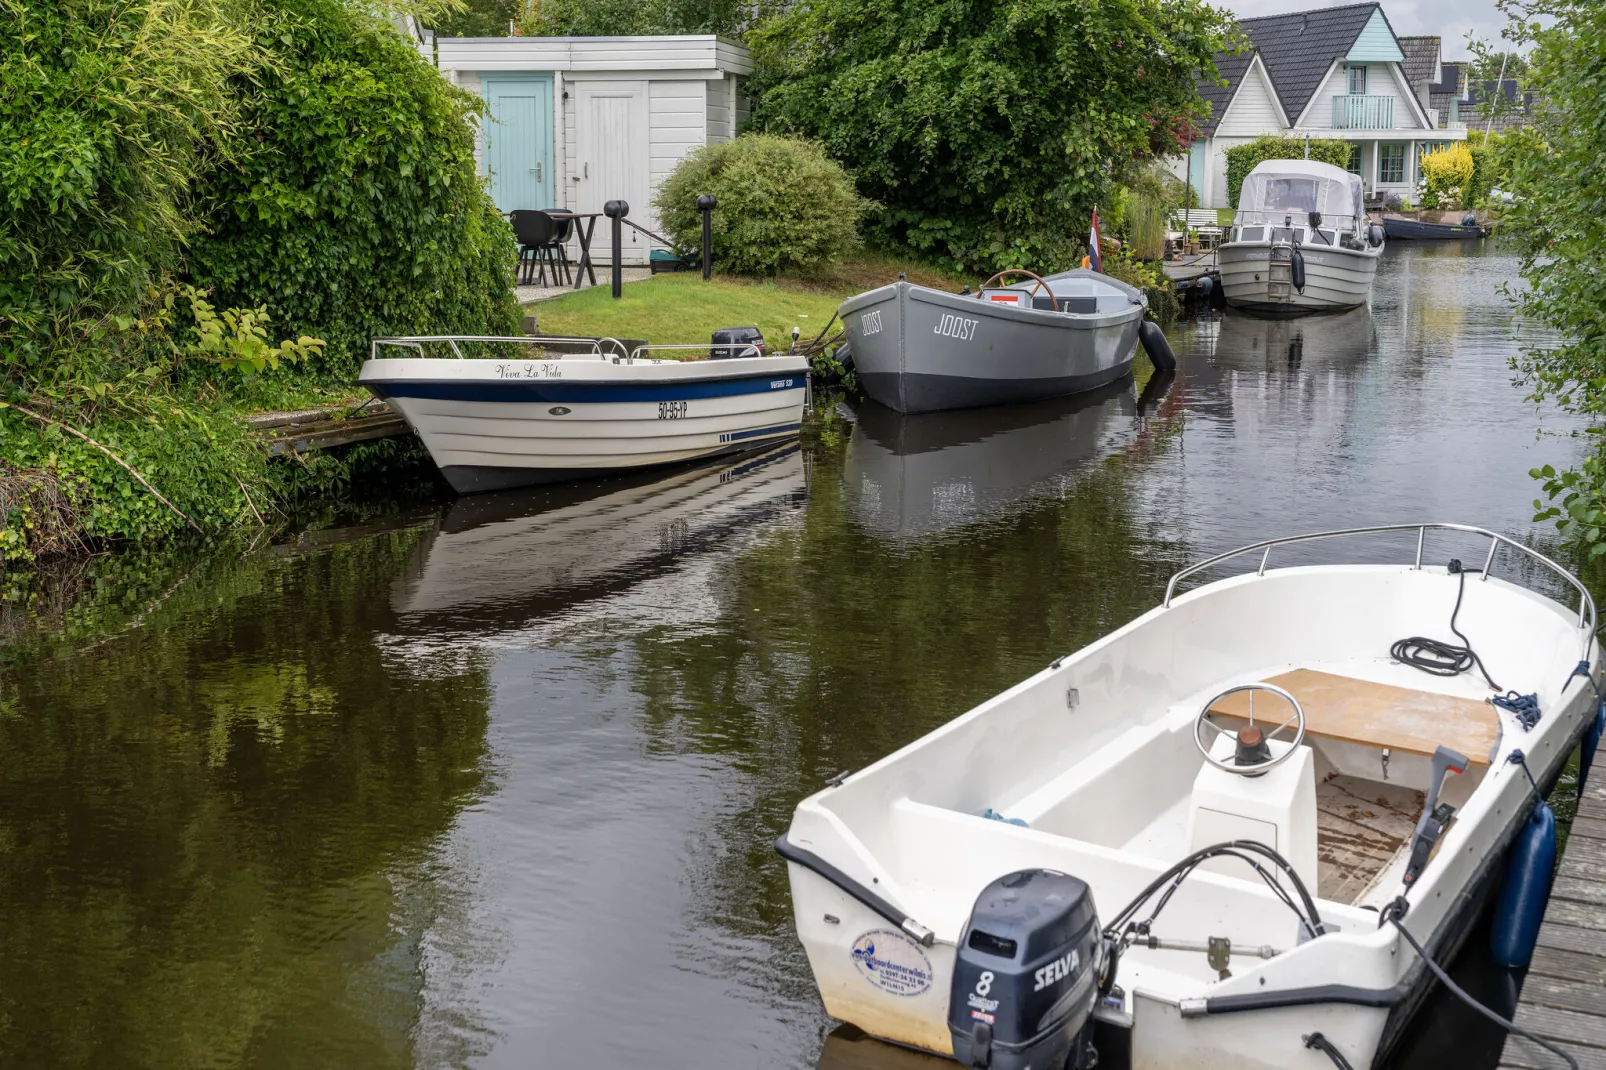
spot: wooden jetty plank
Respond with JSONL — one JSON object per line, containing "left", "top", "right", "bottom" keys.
{"left": 1503, "top": 728, "right": 1606, "bottom": 1070}
{"left": 262, "top": 412, "right": 411, "bottom": 457}
{"left": 1528, "top": 945, "right": 1606, "bottom": 986}
{"left": 1536, "top": 920, "right": 1606, "bottom": 958}
{"left": 1501, "top": 1033, "right": 1606, "bottom": 1070}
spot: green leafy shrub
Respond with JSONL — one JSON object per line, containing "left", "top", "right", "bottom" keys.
{"left": 1223, "top": 137, "right": 1353, "bottom": 209}
{"left": 190, "top": 0, "right": 521, "bottom": 379}
{"left": 654, "top": 134, "right": 869, "bottom": 277}
{"left": 0, "top": 0, "right": 259, "bottom": 371}
{"left": 748, "top": 0, "right": 1235, "bottom": 273}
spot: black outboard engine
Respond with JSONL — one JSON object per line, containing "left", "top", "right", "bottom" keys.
{"left": 948, "top": 870, "right": 1101, "bottom": 1070}
{"left": 711, "top": 326, "right": 764, "bottom": 359}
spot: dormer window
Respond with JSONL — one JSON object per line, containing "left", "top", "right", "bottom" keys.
{"left": 1348, "top": 65, "right": 1368, "bottom": 94}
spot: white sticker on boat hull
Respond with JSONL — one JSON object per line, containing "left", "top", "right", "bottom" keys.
{"left": 850, "top": 929, "right": 933, "bottom": 997}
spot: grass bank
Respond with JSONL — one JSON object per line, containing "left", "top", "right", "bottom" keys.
{"left": 531, "top": 254, "right": 971, "bottom": 345}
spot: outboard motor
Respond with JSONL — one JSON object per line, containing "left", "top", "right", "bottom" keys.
{"left": 948, "top": 870, "right": 1101, "bottom": 1070}
{"left": 711, "top": 326, "right": 764, "bottom": 359}
{"left": 1461, "top": 212, "right": 1479, "bottom": 228}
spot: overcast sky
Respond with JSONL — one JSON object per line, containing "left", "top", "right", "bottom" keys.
{"left": 1222, "top": 0, "right": 1510, "bottom": 60}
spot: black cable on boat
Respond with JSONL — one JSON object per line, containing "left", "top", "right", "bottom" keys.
{"left": 1302, "top": 1032, "right": 1355, "bottom": 1070}
{"left": 1379, "top": 898, "right": 1579, "bottom": 1070}
{"left": 1101, "top": 840, "right": 1322, "bottom": 993}
{"left": 1390, "top": 560, "right": 1502, "bottom": 690}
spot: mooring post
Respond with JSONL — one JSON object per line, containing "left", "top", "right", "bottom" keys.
{"left": 696, "top": 194, "right": 716, "bottom": 280}
{"left": 603, "top": 199, "right": 628, "bottom": 299}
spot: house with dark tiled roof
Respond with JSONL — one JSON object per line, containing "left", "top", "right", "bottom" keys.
{"left": 1178, "top": 3, "right": 1467, "bottom": 208}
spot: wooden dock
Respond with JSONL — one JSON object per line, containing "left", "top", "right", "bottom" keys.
{"left": 1500, "top": 729, "right": 1606, "bottom": 1070}
{"left": 243, "top": 403, "right": 412, "bottom": 457}
{"left": 1162, "top": 255, "right": 1219, "bottom": 290}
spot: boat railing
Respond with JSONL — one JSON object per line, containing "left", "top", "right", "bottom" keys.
{"left": 371, "top": 335, "right": 607, "bottom": 360}
{"left": 1162, "top": 522, "right": 1596, "bottom": 636}
{"left": 625, "top": 342, "right": 763, "bottom": 362}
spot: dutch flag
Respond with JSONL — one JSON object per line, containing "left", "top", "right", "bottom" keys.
{"left": 1088, "top": 207, "right": 1102, "bottom": 273}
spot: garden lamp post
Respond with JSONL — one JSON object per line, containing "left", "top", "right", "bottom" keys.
{"left": 603, "top": 200, "right": 629, "bottom": 299}
{"left": 696, "top": 194, "right": 717, "bottom": 280}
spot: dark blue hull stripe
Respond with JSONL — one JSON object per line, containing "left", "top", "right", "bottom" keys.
{"left": 369, "top": 375, "right": 804, "bottom": 405}
{"left": 719, "top": 423, "right": 801, "bottom": 444}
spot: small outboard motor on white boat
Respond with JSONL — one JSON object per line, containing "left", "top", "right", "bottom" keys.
{"left": 948, "top": 869, "right": 1101, "bottom": 1070}
{"left": 711, "top": 326, "right": 764, "bottom": 359}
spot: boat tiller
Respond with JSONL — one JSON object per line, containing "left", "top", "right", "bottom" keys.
{"left": 948, "top": 869, "right": 1101, "bottom": 1070}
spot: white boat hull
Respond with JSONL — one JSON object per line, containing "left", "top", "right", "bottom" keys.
{"left": 359, "top": 354, "right": 808, "bottom": 492}
{"left": 780, "top": 526, "right": 1597, "bottom": 1069}
{"left": 1219, "top": 241, "right": 1380, "bottom": 315}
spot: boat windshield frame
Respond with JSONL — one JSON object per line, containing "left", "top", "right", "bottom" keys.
{"left": 1163, "top": 522, "right": 1596, "bottom": 648}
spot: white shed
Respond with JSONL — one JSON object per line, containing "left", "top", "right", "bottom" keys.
{"left": 422, "top": 33, "right": 752, "bottom": 264}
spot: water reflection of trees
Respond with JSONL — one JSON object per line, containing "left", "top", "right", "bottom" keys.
{"left": 0, "top": 530, "right": 492, "bottom": 1067}
{"left": 621, "top": 414, "right": 1189, "bottom": 1026}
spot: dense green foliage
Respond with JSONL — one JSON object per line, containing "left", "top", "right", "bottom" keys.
{"left": 433, "top": 0, "right": 517, "bottom": 36}
{"left": 654, "top": 135, "right": 869, "bottom": 276}
{"left": 192, "top": 0, "right": 520, "bottom": 378}
{"left": 1, "top": 0, "right": 519, "bottom": 562}
{"left": 0, "top": 0, "right": 257, "bottom": 370}
{"left": 1223, "top": 136, "right": 1353, "bottom": 209}
{"left": 515, "top": 0, "right": 744, "bottom": 36}
{"left": 1492, "top": 1, "right": 1606, "bottom": 553}
{"left": 748, "top": 0, "right": 1236, "bottom": 272}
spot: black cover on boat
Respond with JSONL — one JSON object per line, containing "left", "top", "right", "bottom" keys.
{"left": 948, "top": 869, "right": 1101, "bottom": 1070}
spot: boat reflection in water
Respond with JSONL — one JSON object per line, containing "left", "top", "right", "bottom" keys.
{"left": 389, "top": 443, "right": 806, "bottom": 638}
{"left": 1211, "top": 305, "right": 1376, "bottom": 370}
{"left": 842, "top": 378, "right": 1152, "bottom": 541}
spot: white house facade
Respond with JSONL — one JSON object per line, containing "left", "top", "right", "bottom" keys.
{"left": 420, "top": 33, "right": 751, "bottom": 264}
{"left": 1178, "top": 4, "right": 1467, "bottom": 209}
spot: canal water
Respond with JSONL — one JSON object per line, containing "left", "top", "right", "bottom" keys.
{"left": 0, "top": 243, "right": 1586, "bottom": 1068}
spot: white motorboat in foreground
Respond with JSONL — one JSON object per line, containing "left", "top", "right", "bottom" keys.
{"left": 359, "top": 336, "right": 809, "bottom": 492}
{"left": 779, "top": 524, "right": 1598, "bottom": 1070}
{"left": 1218, "top": 161, "right": 1383, "bottom": 315}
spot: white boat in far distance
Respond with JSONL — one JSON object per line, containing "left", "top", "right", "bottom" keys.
{"left": 1218, "top": 160, "right": 1384, "bottom": 316}
{"left": 359, "top": 336, "right": 809, "bottom": 493}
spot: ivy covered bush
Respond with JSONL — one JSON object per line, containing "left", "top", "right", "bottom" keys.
{"left": 654, "top": 134, "right": 869, "bottom": 276}
{"left": 1, "top": 0, "right": 517, "bottom": 561}
{"left": 1223, "top": 137, "right": 1354, "bottom": 208}
{"left": 192, "top": 0, "right": 520, "bottom": 378}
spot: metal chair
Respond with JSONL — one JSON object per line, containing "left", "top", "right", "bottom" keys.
{"left": 509, "top": 211, "right": 568, "bottom": 286}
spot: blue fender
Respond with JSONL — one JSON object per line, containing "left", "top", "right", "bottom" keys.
{"left": 1580, "top": 701, "right": 1604, "bottom": 791}
{"left": 1489, "top": 801, "right": 1557, "bottom": 968}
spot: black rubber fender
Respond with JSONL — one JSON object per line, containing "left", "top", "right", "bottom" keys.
{"left": 1290, "top": 246, "right": 1306, "bottom": 293}
{"left": 1368, "top": 223, "right": 1385, "bottom": 247}
{"left": 1138, "top": 319, "right": 1176, "bottom": 372}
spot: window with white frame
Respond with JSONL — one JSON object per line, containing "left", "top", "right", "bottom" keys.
{"left": 1380, "top": 144, "right": 1405, "bottom": 183}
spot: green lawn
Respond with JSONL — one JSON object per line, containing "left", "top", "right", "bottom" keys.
{"left": 529, "top": 255, "right": 972, "bottom": 350}
{"left": 531, "top": 274, "right": 844, "bottom": 349}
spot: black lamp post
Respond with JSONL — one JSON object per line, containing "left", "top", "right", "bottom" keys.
{"left": 696, "top": 194, "right": 717, "bottom": 280}
{"left": 603, "top": 199, "right": 628, "bottom": 299}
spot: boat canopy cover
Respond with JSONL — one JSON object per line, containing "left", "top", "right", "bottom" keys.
{"left": 1238, "top": 160, "right": 1365, "bottom": 224}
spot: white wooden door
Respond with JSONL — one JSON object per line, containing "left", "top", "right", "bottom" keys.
{"left": 575, "top": 81, "right": 650, "bottom": 266}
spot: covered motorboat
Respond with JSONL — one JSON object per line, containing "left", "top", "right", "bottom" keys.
{"left": 1219, "top": 161, "right": 1382, "bottom": 315}
{"left": 778, "top": 524, "right": 1598, "bottom": 1070}
{"left": 359, "top": 336, "right": 808, "bottom": 493}
{"left": 840, "top": 270, "right": 1159, "bottom": 415}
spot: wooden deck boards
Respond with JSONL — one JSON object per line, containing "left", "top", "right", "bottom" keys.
{"left": 1314, "top": 774, "right": 1422, "bottom": 904}
{"left": 1499, "top": 730, "right": 1606, "bottom": 1070}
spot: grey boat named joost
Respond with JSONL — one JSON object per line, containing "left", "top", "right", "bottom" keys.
{"left": 839, "top": 268, "right": 1169, "bottom": 414}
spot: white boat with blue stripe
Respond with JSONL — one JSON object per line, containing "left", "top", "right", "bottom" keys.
{"left": 360, "top": 336, "right": 809, "bottom": 493}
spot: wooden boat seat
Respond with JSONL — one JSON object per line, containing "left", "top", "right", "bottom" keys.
{"left": 1208, "top": 668, "right": 1498, "bottom": 766}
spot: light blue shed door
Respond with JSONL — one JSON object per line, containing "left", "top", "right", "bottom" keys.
{"left": 483, "top": 75, "right": 555, "bottom": 213}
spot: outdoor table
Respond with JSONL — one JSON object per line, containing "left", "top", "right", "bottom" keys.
{"left": 545, "top": 211, "right": 602, "bottom": 289}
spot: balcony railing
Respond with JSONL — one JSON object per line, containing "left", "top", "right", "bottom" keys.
{"left": 1332, "top": 94, "right": 1395, "bottom": 130}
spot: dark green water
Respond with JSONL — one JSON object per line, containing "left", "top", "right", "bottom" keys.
{"left": 0, "top": 243, "right": 1587, "bottom": 1068}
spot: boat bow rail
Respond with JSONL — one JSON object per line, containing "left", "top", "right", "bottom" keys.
{"left": 371, "top": 335, "right": 611, "bottom": 359}
{"left": 1163, "top": 523, "right": 1596, "bottom": 647}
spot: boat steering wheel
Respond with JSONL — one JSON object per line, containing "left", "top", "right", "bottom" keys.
{"left": 977, "top": 269, "right": 1059, "bottom": 312}
{"left": 1193, "top": 683, "right": 1306, "bottom": 775}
